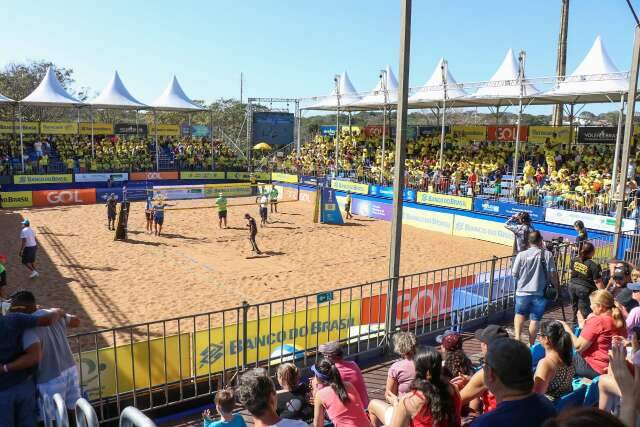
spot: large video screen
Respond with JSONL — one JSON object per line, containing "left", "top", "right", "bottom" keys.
{"left": 252, "top": 112, "right": 294, "bottom": 146}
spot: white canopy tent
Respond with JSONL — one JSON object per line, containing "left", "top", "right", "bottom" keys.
{"left": 304, "top": 71, "right": 361, "bottom": 110}
{"left": 351, "top": 65, "right": 399, "bottom": 109}
{"left": 0, "top": 93, "right": 15, "bottom": 103}
{"left": 409, "top": 58, "right": 468, "bottom": 108}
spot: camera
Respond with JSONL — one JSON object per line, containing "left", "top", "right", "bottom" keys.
{"left": 545, "top": 236, "right": 564, "bottom": 253}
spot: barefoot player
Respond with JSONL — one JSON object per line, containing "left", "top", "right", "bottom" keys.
{"left": 259, "top": 193, "right": 268, "bottom": 227}
{"left": 151, "top": 196, "right": 173, "bottom": 236}
{"left": 270, "top": 185, "right": 278, "bottom": 213}
{"left": 245, "top": 213, "right": 262, "bottom": 254}
{"left": 216, "top": 192, "right": 228, "bottom": 229}
{"left": 344, "top": 191, "right": 353, "bottom": 219}
{"left": 145, "top": 195, "right": 154, "bottom": 234}
{"left": 106, "top": 193, "right": 118, "bottom": 230}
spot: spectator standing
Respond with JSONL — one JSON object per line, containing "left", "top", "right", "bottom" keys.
{"left": 505, "top": 212, "right": 535, "bottom": 255}
{"left": 512, "top": 231, "right": 559, "bottom": 345}
{"left": 10, "top": 291, "right": 81, "bottom": 422}
{"left": 573, "top": 220, "right": 588, "bottom": 249}
{"left": 202, "top": 388, "right": 247, "bottom": 427}
{"left": 318, "top": 341, "right": 369, "bottom": 408}
{"left": 568, "top": 242, "right": 604, "bottom": 322}
{"left": 533, "top": 320, "right": 575, "bottom": 400}
{"left": 19, "top": 219, "right": 39, "bottom": 279}
{"left": 471, "top": 338, "right": 556, "bottom": 427}
{"left": 236, "top": 368, "right": 307, "bottom": 427}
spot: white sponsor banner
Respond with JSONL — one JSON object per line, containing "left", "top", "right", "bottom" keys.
{"left": 544, "top": 208, "right": 635, "bottom": 233}
{"left": 75, "top": 173, "right": 128, "bottom": 183}
{"left": 152, "top": 185, "right": 205, "bottom": 200}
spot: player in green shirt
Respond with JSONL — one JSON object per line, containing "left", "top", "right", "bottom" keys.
{"left": 269, "top": 185, "right": 279, "bottom": 213}
{"left": 215, "top": 192, "right": 228, "bottom": 229}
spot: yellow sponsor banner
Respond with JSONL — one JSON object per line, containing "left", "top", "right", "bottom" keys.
{"left": 204, "top": 182, "right": 253, "bottom": 197}
{"left": 449, "top": 125, "right": 486, "bottom": 142}
{"left": 528, "top": 126, "right": 571, "bottom": 144}
{"left": 75, "top": 333, "right": 191, "bottom": 400}
{"left": 271, "top": 172, "right": 298, "bottom": 183}
{"left": 0, "top": 191, "right": 33, "bottom": 208}
{"left": 341, "top": 125, "right": 361, "bottom": 136}
{"left": 402, "top": 206, "right": 454, "bottom": 234}
{"left": 194, "top": 300, "right": 359, "bottom": 375}
{"left": 416, "top": 192, "right": 472, "bottom": 210}
{"left": 180, "top": 171, "right": 226, "bottom": 180}
{"left": 40, "top": 122, "right": 78, "bottom": 135}
{"left": 148, "top": 124, "right": 180, "bottom": 136}
{"left": 13, "top": 174, "right": 73, "bottom": 185}
{"left": 452, "top": 215, "right": 513, "bottom": 246}
{"left": 331, "top": 180, "right": 369, "bottom": 195}
{"left": 79, "top": 122, "right": 114, "bottom": 135}
{"left": 0, "top": 121, "right": 39, "bottom": 134}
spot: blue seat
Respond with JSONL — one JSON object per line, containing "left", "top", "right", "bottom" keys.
{"left": 582, "top": 376, "right": 600, "bottom": 407}
{"left": 554, "top": 385, "right": 587, "bottom": 411}
{"left": 530, "top": 343, "right": 545, "bottom": 370}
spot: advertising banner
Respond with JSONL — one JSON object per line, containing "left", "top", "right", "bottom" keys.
{"left": 271, "top": 172, "right": 298, "bottom": 183}
{"left": 300, "top": 175, "right": 326, "bottom": 186}
{"left": 226, "top": 171, "right": 271, "bottom": 181}
{"left": 180, "top": 171, "right": 225, "bottom": 180}
{"left": 0, "top": 191, "right": 33, "bottom": 208}
{"left": 528, "top": 126, "right": 571, "bottom": 144}
{"left": 577, "top": 126, "right": 619, "bottom": 144}
{"left": 472, "top": 197, "right": 545, "bottom": 221}
{"left": 449, "top": 125, "right": 486, "bottom": 142}
{"left": 13, "top": 174, "right": 73, "bottom": 185}
{"left": 402, "top": 206, "right": 455, "bottom": 234}
{"left": 40, "top": 122, "right": 78, "bottom": 135}
{"left": 148, "top": 124, "right": 180, "bottom": 137}
{"left": 331, "top": 180, "right": 369, "bottom": 195}
{"left": 0, "top": 121, "right": 39, "bottom": 134}
{"left": 114, "top": 123, "right": 148, "bottom": 136}
{"left": 416, "top": 192, "right": 472, "bottom": 210}
{"left": 79, "top": 122, "right": 114, "bottom": 135}
{"left": 74, "top": 173, "right": 128, "bottom": 183}
{"left": 130, "top": 171, "right": 178, "bottom": 181}
{"left": 203, "top": 183, "right": 253, "bottom": 197}
{"left": 364, "top": 125, "right": 398, "bottom": 138}
{"left": 368, "top": 185, "right": 416, "bottom": 202}
{"left": 336, "top": 197, "right": 392, "bottom": 221}
{"left": 153, "top": 185, "right": 205, "bottom": 200}
{"left": 341, "top": 125, "right": 361, "bottom": 136}
{"left": 452, "top": 216, "right": 513, "bottom": 246}
{"left": 33, "top": 189, "right": 96, "bottom": 207}
{"left": 96, "top": 188, "right": 124, "bottom": 203}
{"left": 417, "top": 125, "right": 447, "bottom": 138}
{"left": 544, "top": 208, "right": 635, "bottom": 233}
{"left": 486, "top": 125, "right": 528, "bottom": 142}
{"left": 321, "top": 187, "right": 344, "bottom": 224}
{"left": 192, "top": 124, "right": 211, "bottom": 137}
{"left": 180, "top": 124, "right": 191, "bottom": 137}
{"left": 319, "top": 125, "right": 337, "bottom": 136}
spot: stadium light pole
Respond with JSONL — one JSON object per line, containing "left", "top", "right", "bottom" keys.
{"left": 512, "top": 51, "right": 525, "bottom": 180}
{"left": 385, "top": 0, "right": 411, "bottom": 336}
{"left": 438, "top": 60, "right": 448, "bottom": 168}
{"left": 610, "top": 95, "right": 625, "bottom": 199}
{"left": 613, "top": 15, "right": 640, "bottom": 257}
{"left": 380, "top": 69, "right": 388, "bottom": 183}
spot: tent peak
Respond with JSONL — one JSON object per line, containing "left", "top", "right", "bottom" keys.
{"left": 150, "top": 75, "right": 204, "bottom": 111}
{"left": 90, "top": 71, "right": 147, "bottom": 109}
{"left": 21, "top": 66, "right": 84, "bottom": 106}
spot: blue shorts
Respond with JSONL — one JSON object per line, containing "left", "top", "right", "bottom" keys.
{"left": 515, "top": 295, "right": 547, "bottom": 321}
{"left": 154, "top": 215, "right": 164, "bottom": 225}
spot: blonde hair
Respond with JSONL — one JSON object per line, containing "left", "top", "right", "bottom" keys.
{"left": 589, "top": 290, "right": 624, "bottom": 329}
{"left": 631, "top": 268, "right": 640, "bottom": 283}
{"left": 276, "top": 363, "right": 299, "bottom": 390}
{"left": 392, "top": 331, "right": 417, "bottom": 357}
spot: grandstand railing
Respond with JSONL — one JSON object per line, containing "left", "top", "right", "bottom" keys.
{"left": 66, "top": 240, "right": 602, "bottom": 424}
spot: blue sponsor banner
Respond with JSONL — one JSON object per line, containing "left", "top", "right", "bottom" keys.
{"left": 299, "top": 175, "right": 326, "bottom": 186}
{"left": 319, "top": 125, "right": 337, "bottom": 136}
{"left": 472, "top": 197, "right": 545, "bottom": 221}
{"left": 320, "top": 187, "right": 344, "bottom": 224}
{"left": 96, "top": 187, "right": 124, "bottom": 203}
{"left": 368, "top": 185, "right": 416, "bottom": 202}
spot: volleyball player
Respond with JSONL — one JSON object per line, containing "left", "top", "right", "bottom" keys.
{"left": 216, "top": 192, "right": 228, "bottom": 229}
{"left": 106, "top": 193, "right": 118, "bottom": 231}
{"left": 269, "top": 185, "right": 278, "bottom": 213}
{"left": 152, "top": 196, "right": 173, "bottom": 236}
{"left": 245, "top": 213, "right": 262, "bottom": 255}
{"left": 145, "top": 195, "right": 154, "bottom": 234}
{"left": 259, "top": 193, "right": 269, "bottom": 226}
{"left": 344, "top": 191, "right": 353, "bottom": 219}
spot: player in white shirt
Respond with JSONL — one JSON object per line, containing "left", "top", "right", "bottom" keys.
{"left": 259, "top": 194, "right": 269, "bottom": 227}
{"left": 19, "top": 219, "right": 38, "bottom": 278}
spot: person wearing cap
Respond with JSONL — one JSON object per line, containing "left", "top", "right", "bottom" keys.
{"left": 504, "top": 212, "right": 535, "bottom": 255}
{"left": 19, "top": 219, "right": 38, "bottom": 279}
{"left": 317, "top": 341, "right": 368, "bottom": 408}
{"left": 106, "top": 193, "right": 118, "bottom": 231}
{"left": 216, "top": 192, "right": 228, "bottom": 229}
{"left": 471, "top": 338, "right": 556, "bottom": 427}
{"left": 512, "top": 231, "right": 558, "bottom": 346}
{"left": 617, "top": 281, "right": 640, "bottom": 339}
{"left": 438, "top": 331, "right": 474, "bottom": 380}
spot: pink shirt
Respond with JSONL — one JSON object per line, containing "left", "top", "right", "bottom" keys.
{"left": 335, "top": 360, "right": 369, "bottom": 408}
{"left": 388, "top": 358, "right": 415, "bottom": 396}
{"left": 580, "top": 314, "right": 627, "bottom": 374}
{"left": 627, "top": 307, "right": 640, "bottom": 339}
{"left": 318, "top": 382, "right": 369, "bottom": 427}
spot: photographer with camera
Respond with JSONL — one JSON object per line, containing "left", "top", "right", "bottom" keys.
{"left": 505, "top": 212, "right": 535, "bottom": 255}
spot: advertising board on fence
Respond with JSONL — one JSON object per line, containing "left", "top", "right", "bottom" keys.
{"left": 96, "top": 188, "right": 124, "bottom": 202}
{"left": 130, "top": 171, "right": 179, "bottom": 181}
{"left": 528, "top": 126, "right": 571, "bottom": 144}
{"left": 271, "top": 172, "right": 298, "bottom": 183}
{"left": 452, "top": 216, "right": 513, "bottom": 246}
{"left": 204, "top": 183, "right": 253, "bottom": 198}
{"left": 402, "top": 206, "right": 455, "bottom": 234}
{"left": 486, "top": 125, "right": 528, "bottom": 142}
{"left": 336, "top": 197, "right": 392, "bottom": 221}
{"left": 79, "top": 122, "right": 114, "bottom": 135}
{"left": 74, "top": 173, "right": 128, "bottom": 183}
{"left": 472, "top": 198, "right": 545, "bottom": 221}
{"left": 153, "top": 185, "right": 205, "bottom": 200}
{"left": 114, "top": 123, "right": 148, "bottom": 136}
{"left": 449, "top": 125, "right": 486, "bottom": 142}
{"left": 32, "top": 189, "right": 96, "bottom": 207}
{"left": 300, "top": 175, "right": 326, "bottom": 186}
{"left": 226, "top": 171, "right": 271, "bottom": 181}
{"left": 331, "top": 180, "right": 369, "bottom": 195}
{"left": 0, "top": 121, "right": 39, "bottom": 134}
{"left": 148, "top": 124, "right": 180, "bottom": 137}
{"left": 577, "top": 126, "right": 618, "bottom": 144}
{"left": 0, "top": 191, "right": 33, "bottom": 208}
{"left": 416, "top": 192, "right": 472, "bottom": 210}
{"left": 368, "top": 185, "right": 416, "bottom": 202}
{"left": 180, "top": 171, "right": 225, "bottom": 180}
{"left": 545, "top": 208, "right": 635, "bottom": 233}
{"left": 13, "top": 174, "right": 73, "bottom": 185}
{"left": 319, "top": 125, "right": 337, "bottom": 136}
{"left": 40, "top": 122, "right": 78, "bottom": 135}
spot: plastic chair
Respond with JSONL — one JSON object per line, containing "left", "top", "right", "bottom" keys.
{"left": 530, "top": 343, "right": 546, "bottom": 370}
{"left": 554, "top": 385, "right": 587, "bottom": 412}
{"left": 582, "top": 376, "right": 600, "bottom": 407}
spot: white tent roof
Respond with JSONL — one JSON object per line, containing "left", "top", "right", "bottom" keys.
{"left": 150, "top": 75, "right": 204, "bottom": 111}
{"left": 304, "top": 71, "right": 362, "bottom": 110}
{"left": 468, "top": 49, "right": 540, "bottom": 105}
{"left": 409, "top": 59, "right": 467, "bottom": 107}
{"left": 539, "top": 36, "right": 628, "bottom": 103}
{"left": 90, "top": 71, "right": 147, "bottom": 109}
{"left": 0, "top": 93, "right": 15, "bottom": 103}
{"left": 20, "top": 67, "right": 84, "bottom": 107}
{"left": 351, "top": 65, "right": 399, "bottom": 110}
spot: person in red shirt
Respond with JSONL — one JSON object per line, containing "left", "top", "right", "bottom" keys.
{"left": 560, "top": 290, "right": 627, "bottom": 379}
{"left": 318, "top": 341, "right": 369, "bottom": 408}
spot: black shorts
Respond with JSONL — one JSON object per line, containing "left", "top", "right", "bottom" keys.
{"left": 345, "top": 203, "right": 351, "bottom": 212}
{"left": 218, "top": 210, "right": 227, "bottom": 219}
{"left": 108, "top": 210, "right": 116, "bottom": 220}
{"left": 22, "top": 246, "right": 37, "bottom": 264}
{"left": 260, "top": 207, "right": 268, "bottom": 219}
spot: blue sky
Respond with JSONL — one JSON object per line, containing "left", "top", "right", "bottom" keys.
{"left": 0, "top": 0, "right": 637, "bottom": 114}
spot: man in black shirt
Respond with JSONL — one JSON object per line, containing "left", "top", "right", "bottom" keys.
{"left": 569, "top": 242, "right": 604, "bottom": 322}
{"left": 245, "top": 213, "right": 262, "bottom": 255}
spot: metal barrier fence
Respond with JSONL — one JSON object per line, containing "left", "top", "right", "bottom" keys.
{"left": 68, "top": 240, "right": 601, "bottom": 424}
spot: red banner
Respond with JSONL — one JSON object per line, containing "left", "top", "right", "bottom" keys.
{"left": 486, "top": 125, "right": 528, "bottom": 142}
{"left": 33, "top": 189, "right": 96, "bottom": 207}
{"left": 360, "top": 275, "right": 474, "bottom": 326}
{"left": 364, "top": 125, "right": 384, "bottom": 138}
{"left": 130, "top": 171, "right": 179, "bottom": 181}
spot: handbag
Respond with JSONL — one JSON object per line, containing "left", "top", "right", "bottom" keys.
{"left": 540, "top": 250, "right": 558, "bottom": 300}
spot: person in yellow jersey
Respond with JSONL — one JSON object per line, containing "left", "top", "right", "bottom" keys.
{"left": 215, "top": 192, "right": 228, "bottom": 229}
{"left": 344, "top": 191, "right": 353, "bottom": 219}
{"left": 40, "top": 153, "right": 49, "bottom": 173}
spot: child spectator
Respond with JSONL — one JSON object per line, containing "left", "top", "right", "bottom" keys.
{"left": 202, "top": 388, "right": 247, "bottom": 427}
{"left": 276, "top": 363, "right": 312, "bottom": 422}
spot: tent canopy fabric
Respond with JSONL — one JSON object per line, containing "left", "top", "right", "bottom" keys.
{"left": 150, "top": 76, "right": 205, "bottom": 111}
{"left": 409, "top": 58, "right": 468, "bottom": 108}
{"left": 89, "top": 71, "right": 147, "bottom": 109}
{"left": 20, "top": 67, "right": 84, "bottom": 107}
{"left": 304, "top": 72, "right": 361, "bottom": 110}
{"left": 0, "top": 93, "right": 15, "bottom": 103}
{"left": 351, "top": 65, "right": 399, "bottom": 110}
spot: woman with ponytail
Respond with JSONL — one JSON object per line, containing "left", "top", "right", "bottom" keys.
{"left": 533, "top": 320, "right": 575, "bottom": 399}
{"left": 561, "top": 290, "right": 627, "bottom": 378}
{"left": 568, "top": 242, "right": 604, "bottom": 323}
{"left": 388, "top": 346, "right": 460, "bottom": 427}
{"left": 311, "top": 358, "right": 369, "bottom": 427}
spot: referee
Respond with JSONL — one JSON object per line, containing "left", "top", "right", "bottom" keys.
{"left": 216, "top": 192, "right": 228, "bottom": 229}
{"left": 19, "top": 219, "right": 39, "bottom": 279}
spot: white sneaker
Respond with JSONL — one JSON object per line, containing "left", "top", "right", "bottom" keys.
{"left": 29, "top": 271, "right": 39, "bottom": 278}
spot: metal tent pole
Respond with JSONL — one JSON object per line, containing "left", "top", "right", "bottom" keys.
{"left": 438, "top": 60, "right": 448, "bottom": 168}
{"left": 385, "top": 0, "right": 411, "bottom": 336}
{"left": 348, "top": 111, "right": 352, "bottom": 136}
{"left": 154, "top": 110, "right": 159, "bottom": 171}
{"left": 613, "top": 22, "right": 640, "bottom": 256}
{"left": 380, "top": 69, "right": 388, "bottom": 183}
{"left": 611, "top": 96, "right": 626, "bottom": 199}
{"left": 512, "top": 51, "right": 526, "bottom": 179}
{"left": 568, "top": 104, "right": 575, "bottom": 143}
{"left": 335, "top": 76, "right": 341, "bottom": 174}
{"left": 210, "top": 108, "right": 214, "bottom": 171}
{"left": 18, "top": 104, "right": 24, "bottom": 172}
{"left": 91, "top": 108, "right": 95, "bottom": 159}
{"left": 295, "top": 100, "right": 302, "bottom": 157}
